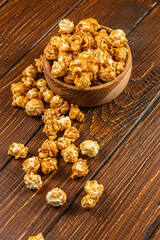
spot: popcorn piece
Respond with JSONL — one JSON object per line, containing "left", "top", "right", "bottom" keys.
{"left": 74, "top": 72, "right": 92, "bottom": 89}
{"left": 69, "top": 104, "right": 84, "bottom": 122}
{"left": 113, "top": 46, "right": 128, "bottom": 62}
{"left": 72, "top": 49, "right": 82, "bottom": 59}
{"left": 12, "top": 93, "right": 28, "bottom": 108}
{"left": 78, "top": 31, "right": 96, "bottom": 51}
{"left": 57, "top": 116, "right": 71, "bottom": 131}
{"left": 25, "top": 99, "right": 44, "bottom": 116}
{"left": 50, "top": 95, "right": 69, "bottom": 115}
{"left": 69, "top": 34, "right": 82, "bottom": 51}
{"left": 35, "top": 55, "right": 43, "bottom": 73}
{"left": 114, "top": 61, "right": 125, "bottom": 75}
{"left": 38, "top": 139, "right": 59, "bottom": 159}
{"left": 98, "top": 66, "right": 116, "bottom": 82}
{"left": 78, "top": 49, "right": 94, "bottom": 62}
{"left": 21, "top": 77, "right": 35, "bottom": 89}
{"left": 58, "top": 50, "right": 72, "bottom": 67}
{"left": 96, "top": 29, "right": 109, "bottom": 51}
{"left": 46, "top": 188, "right": 67, "bottom": 207}
{"left": 76, "top": 18, "right": 101, "bottom": 33}
{"left": 36, "top": 79, "right": 47, "bottom": 89}
{"left": 8, "top": 142, "right": 28, "bottom": 159}
{"left": 50, "top": 36, "right": 61, "bottom": 47}
{"left": 11, "top": 82, "right": 26, "bottom": 95}
{"left": 24, "top": 172, "right": 42, "bottom": 190}
{"left": 51, "top": 61, "right": 66, "bottom": 78}
{"left": 26, "top": 88, "right": 42, "bottom": 100}
{"left": 42, "top": 108, "right": 60, "bottom": 124}
{"left": 63, "top": 126, "right": 79, "bottom": 142}
{"left": 57, "top": 137, "right": 72, "bottom": 150}
{"left": 93, "top": 48, "right": 111, "bottom": 67}
{"left": 44, "top": 43, "right": 58, "bottom": 60}
{"left": 87, "top": 62, "right": 99, "bottom": 80}
{"left": 61, "top": 144, "right": 79, "bottom": 163}
{"left": 40, "top": 87, "right": 54, "bottom": 103}
{"left": 81, "top": 194, "right": 99, "bottom": 208}
{"left": 109, "top": 29, "right": 127, "bottom": 47}
{"left": 22, "top": 156, "right": 40, "bottom": 173}
{"left": 59, "top": 34, "right": 71, "bottom": 51}
{"left": 43, "top": 118, "right": 60, "bottom": 139}
{"left": 71, "top": 158, "right": 89, "bottom": 179}
{"left": 22, "top": 64, "right": 37, "bottom": 78}
{"left": 64, "top": 73, "right": 75, "bottom": 85}
{"left": 59, "top": 19, "right": 74, "bottom": 34}
{"left": 28, "top": 232, "right": 44, "bottom": 240}
{"left": 69, "top": 58, "right": 88, "bottom": 74}
{"left": 80, "top": 140, "right": 99, "bottom": 157}
{"left": 41, "top": 157, "right": 57, "bottom": 174}
{"left": 84, "top": 180, "right": 104, "bottom": 197}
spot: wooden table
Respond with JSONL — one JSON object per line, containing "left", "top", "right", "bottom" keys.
{"left": 0, "top": 0, "right": 160, "bottom": 239}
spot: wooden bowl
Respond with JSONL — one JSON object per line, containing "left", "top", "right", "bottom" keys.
{"left": 43, "top": 26, "right": 132, "bottom": 107}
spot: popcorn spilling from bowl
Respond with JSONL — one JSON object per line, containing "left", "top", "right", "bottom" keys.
{"left": 44, "top": 18, "right": 128, "bottom": 88}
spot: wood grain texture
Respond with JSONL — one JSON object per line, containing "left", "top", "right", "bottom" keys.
{"left": 44, "top": 102, "right": 160, "bottom": 240}
{"left": 0, "top": 0, "right": 82, "bottom": 77}
{"left": 0, "top": 0, "right": 159, "bottom": 170}
{"left": 0, "top": 1, "right": 160, "bottom": 239}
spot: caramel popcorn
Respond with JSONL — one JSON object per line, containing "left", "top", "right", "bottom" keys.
{"left": 41, "top": 157, "right": 57, "bottom": 174}
{"left": 64, "top": 73, "right": 75, "bottom": 85}
{"left": 80, "top": 140, "right": 99, "bottom": 157}
{"left": 69, "top": 33, "right": 82, "bottom": 52}
{"left": 22, "top": 156, "right": 40, "bottom": 173}
{"left": 36, "top": 79, "right": 47, "bottom": 89}
{"left": 71, "top": 158, "right": 89, "bottom": 179}
{"left": 69, "top": 58, "right": 88, "bottom": 74}
{"left": 35, "top": 55, "right": 43, "bottom": 73}
{"left": 57, "top": 116, "right": 71, "bottom": 131}
{"left": 63, "top": 126, "right": 79, "bottom": 142}
{"left": 43, "top": 118, "right": 60, "bottom": 139}
{"left": 46, "top": 188, "right": 67, "bottom": 207}
{"left": 25, "top": 99, "right": 44, "bottom": 116}
{"left": 93, "top": 48, "right": 111, "bottom": 67}
{"left": 76, "top": 18, "right": 101, "bottom": 33}
{"left": 84, "top": 180, "right": 104, "bottom": 197}
{"left": 81, "top": 194, "right": 99, "bottom": 208}
{"left": 12, "top": 93, "right": 28, "bottom": 108}
{"left": 96, "top": 29, "right": 109, "bottom": 51}
{"left": 57, "top": 137, "right": 72, "bottom": 150}
{"left": 26, "top": 88, "right": 42, "bottom": 100}
{"left": 115, "top": 61, "right": 125, "bottom": 75}
{"left": 40, "top": 87, "right": 54, "bottom": 103}
{"left": 42, "top": 108, "right": 60, "bottom": 124}
{"left": 113, "top": 46, "right": 128, "bottom": 61}
{"left": 69, "top": 104, "right": 84, "bottom": 122}
{"left": 21, "top": 77, "right": 35, "bottom": 89}
{"left": 8, "top": 142, "right": 28, "bottom": 159}
{"left": 50, "top": 95, "right": 69, "bottom": 115}
{"left": 44, "top": 42, "right": 58, "bottom": 60}
{"left": 98, "top": 66, "right": 116, "bottom": 82}
{"left": 28, "top": 233, "right": 44, "bottom": 240}
{"left": 58, "top": 50, "right": 72, "bottom": 67}
{"left": 11, "top": 82, "right": 26, "bottom": 95}
{"left": 78, "top": 49, "right": 94, "bottom": 62}
{"left": 61, "top": 144, "right": 79, "bottom": 163}
{"left": 109, "top": 29, "right": 127, "bottom": 47}
{"left": 59, "top": 34, "right": 71, "bottom": 51}
{"left": 24, "top": 172, "right": 42, "bottom": 190}
{"left": 51, "top": 61, "right": 66, "bottom": 78}
{"left": 74, "top": 72, "right": 92, "bottom": 89}
{"left": 22, "top": 64, "right": 37, "bottom": 78}
{"left": 38, "top": 139, "right": 59, "bottom": 159}
{"left": 78, "top": 31, "right": 96, "bottom": 51}
{"left": 59, "top": 19, "right": 74, "bottom": 34}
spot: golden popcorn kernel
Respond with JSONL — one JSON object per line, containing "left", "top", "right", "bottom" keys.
{"left": 8, "top": 142, "right": 28, "bottom": 159}
{"left": 80, "top": 140, "right": 99, "bottom": 158}
{"left": 38, "top": 139, "right": 59, "bottom": 159}
{"left": 63, "top": 126, "right": 80, "bottom": 142}
{"left": 84, "top": 180, "right": 104, "bottom": 197}
{"left": 61, "top": 144, "right": 79, "bottom": 163}
{"left": 25, "top": 99, "right": 44, "bottom": 116}
{"left": 24, "top": 172, "right": 42, "bottom": 190}
{"left": 22, "top": 64, "right": 37, "bottom": 78}
{"left": 46, "top": 188, "right": 67, "bottom": 207}
{"left": 41, "top": 157, "right": 58, "bottom": 174}
{"left": 71, "top": 158, "right": 89, "bottom": 179}
{"left": 22, "top": 157, "right": 40, "bottom": 173}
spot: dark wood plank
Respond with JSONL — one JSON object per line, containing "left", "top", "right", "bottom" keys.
{"left": 44, "top": 102, "right": 160, "bottom": 240}
{"left": 0, "top": 0, "right": 82, "bottom": 77}
{"left": 0, "top": 4, "right": 160, "bottom": 239}
{"left": 0, "top": 0, "right": 8, "bottom": 8}
{"left": 0, "top": 0, "right": 159, "bottom": 170}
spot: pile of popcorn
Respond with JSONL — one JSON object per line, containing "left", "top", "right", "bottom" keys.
{"left": 44, "top": 18, "right": 128, "bottom": 88}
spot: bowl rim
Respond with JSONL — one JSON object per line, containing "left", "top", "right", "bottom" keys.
{"left": 43, "top": 25, "right": 132, "bottom": 92}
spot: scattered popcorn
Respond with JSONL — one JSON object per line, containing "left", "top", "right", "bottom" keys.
{"left": 25, "top": 99, "right": 44, "bottom": 116}
{"left": 41, "top": 157, "right": 57, "bottom": 174}
{"left": 24, "top": 172, "right": 42, "bottom": 190}
{"left": 63, "top": 127, "right": 79, "bottom": 142}
{"left": 21, "top": 77, "right": 35, "bottom": 89}
{"left": 43, "top": 118, "right": 60, "bottom": 139}
{"left": 44, "top": 42, "right": 58, "bottom": 60}
{"left": 36, "top": 79, "right": 47, "bottom": 89}
{"left": 38, "top": 139, "right": 59, "bottom": 159}
{"left": 22, "top": 64, "right": 37, "bottom": 78}
{"left": 42, "top": 108, "right": 60, "bottom": 124}
{"left": 26, "top": 88, "right": 42, "bottom": 100}
{"left": 71, "top": 158, "right": 89, "bottom": 179}
{"left": 11, "top": 82, "right": 26, "bottom": 95}
{"left": 8, "top": 142, "right": 28, "bottom": 159}
{"left": 80, "top": 140, "right": 99, "bottom": 157}
{"left": 76, "top": 18, "right": 101, "bottom": 33}
{"left": 46, "top": 188, "right": 67, "bottom": 207}
{"left": 35, "top": 55, "right": 44, "bottom": 73}
{"left": 28, "top": 232, "right": 44, "bottom": 240}
{"left": 109, "top": 29, "right": 127, "bottom": 47}
{"left": 59, "top": 19, "right": 74, "bottom": 34}
{"left": 22, "top": 156, "right": 40, "bottom": 173}
{"left": 81, "top": 194, "right": 99, "bottom": 208}
{"left": 69, "top": 104, "right": 84, "bottom": 122}
{"left": 57, "top": 137, "right": 72, "bottom": 150}
{"left": 12, "top": 93, "right": 28, "bottom": 108}
{"left": 50, "top": 95, "right": 69, "bottom": 115}
{"left": 57, "top": 116, "right": 71, "bottom": 131}
{"left": 84, "top": 180, "right": 104, "bottom": 197}
{"left": 61, "top": 144, "right": 79, "bottom": 163}
{"left": 40, "top": 87, "right": 54, "bottom": 103}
